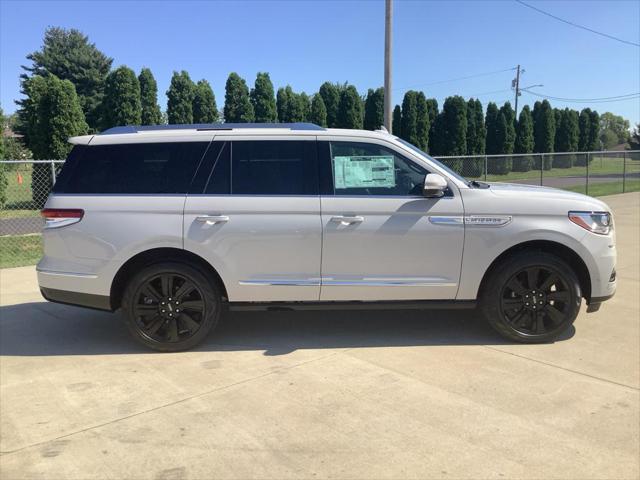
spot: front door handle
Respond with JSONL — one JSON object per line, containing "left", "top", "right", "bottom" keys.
{"left": 195, "top": 215, "right": 229, "bottom": 225}
{"left": 330, "top": 215, "right": 364, "bottom": 226}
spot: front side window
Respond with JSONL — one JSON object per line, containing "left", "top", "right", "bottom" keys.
{"left": 329, "top": 142, "right": 428, "bottom": 196}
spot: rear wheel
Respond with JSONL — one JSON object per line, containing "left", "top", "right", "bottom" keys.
{"left": 480, "top": 252, "right": 581, "bottom": 343}
{"left": 121, "top": 262, "right": 221, "bottom": 351}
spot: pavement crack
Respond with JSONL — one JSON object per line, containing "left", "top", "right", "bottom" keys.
{"left": 0, "top": 349, "right": 347, "bottom": 456}
{"left": 483, "top": 345, "right": 640, "bottom": 391}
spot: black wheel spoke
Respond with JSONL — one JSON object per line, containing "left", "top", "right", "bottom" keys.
{"left": 527, "top": 268, "right": 540, "bottom": 290}
{"left": 167, "top": 318, "right": 179, "bottom": 342}
{"left": 507, "top": 277, "right": 527, "bottom": 295}
{"left": 142, "top": 284, "right": 162, "bottom": 302}
{"left": 534, "top": 313, "right": 546, "bottom": 334}
{"left": 539, "top": 273, "right": 558, "bottom": 292}
{"left": 144, "top": 315, "right": 165, "bottom": 335}
{"left": 507, "top": 309, "right": 526, "bottom": 325}
{"left": 134, "top": 305, "right": 157, "bottom": 317}
{"left": 161, "top": 274, "right": 173, "bottom": 297}
{"left": 545, "top": 305, "right": 566, "bottom": 325}
{"left": 179, "top": 313, "right": 200, "bottom": 332}
{"left": 503, "top": 298, "right": 524, "bottom": 308}
{"left": 180, "top": 300, "right": 204, "bottom": 312}
{"left": 547, "top": 291, "right": 569, "bottom": 302}
{"left": 174, "top": 281, "right": 196, "bottom": 301}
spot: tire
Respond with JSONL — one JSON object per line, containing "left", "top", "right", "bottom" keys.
{"left": 121, "top": 262, "right": 222, "bottom": 352}
{"left": 479, "top": 252, "right": 581, "bottom": 343}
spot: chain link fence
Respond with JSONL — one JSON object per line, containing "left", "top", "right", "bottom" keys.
{"left": 1, "top": 151, "right": 638, "bottom": 268}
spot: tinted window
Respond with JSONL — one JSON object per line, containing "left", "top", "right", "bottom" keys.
{"left": 328, "top": 142, "right": 427, "bottom": 196}
{"left": 231, "top": 141, "right": 317, "bottom": 195}
{"left": 56, "top": 142, "right": 209, "bottom": 194}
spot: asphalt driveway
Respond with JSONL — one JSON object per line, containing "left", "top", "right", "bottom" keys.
{"left": 0, "top": 193, "right": 638, "bottom": 480}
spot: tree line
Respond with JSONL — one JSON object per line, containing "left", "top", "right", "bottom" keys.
{"left": 8, "top": 28, "right": 637, "bottom": 184}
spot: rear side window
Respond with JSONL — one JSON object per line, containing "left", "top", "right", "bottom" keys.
{"left": 54, "top": 142, "right": 209, "bottom": 194}
{"left": 231, "top": 141, "right": 317, "bottom": 195}
{"left": 198, "top": 140, "right": 317, "bottom": 195}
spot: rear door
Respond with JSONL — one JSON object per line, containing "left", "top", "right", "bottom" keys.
{"left": 183, "top": 136, "right": 322, "bottom": 302}
{"left": 318, "top": 138, "right": 465, "bottom": 301}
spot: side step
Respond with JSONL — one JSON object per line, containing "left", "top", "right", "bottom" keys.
{"left": 228, "top": 300, "right": 476, "bottom": 312}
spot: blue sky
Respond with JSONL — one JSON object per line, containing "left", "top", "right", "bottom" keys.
{"left": 1, "top": 0, "right": 639, "bottom": 125}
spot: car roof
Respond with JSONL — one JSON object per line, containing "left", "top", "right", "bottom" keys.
{"left": 69, "top": 123, "right": 395, "bottom": 145}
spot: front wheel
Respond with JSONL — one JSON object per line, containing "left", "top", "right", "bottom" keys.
{"left": 121, "top": 262, "right": 221, "bottom": 352}
{"left": 480, "top": 252, "right": 581, "bottom": 343}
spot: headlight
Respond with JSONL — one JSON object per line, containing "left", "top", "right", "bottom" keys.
{"left": 568, "top": 211, "right": 612, "bottom": 235}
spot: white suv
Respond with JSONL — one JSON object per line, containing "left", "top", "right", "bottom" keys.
{"left": 38, "top": 123, "right": 616, "bottom": 351}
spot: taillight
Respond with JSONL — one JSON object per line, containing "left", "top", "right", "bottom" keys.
{"left": 41, "top": 208, "right": 84, "bottom": 229}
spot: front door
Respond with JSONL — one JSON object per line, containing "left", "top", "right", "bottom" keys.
{"left": 319, "top": 140, "right": 465, "bottom": 301}
{"left": 184, "top": 138, "right": 321, "bottom": 302}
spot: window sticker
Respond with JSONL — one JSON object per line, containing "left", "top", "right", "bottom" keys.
{"left": 333, "top": 155, "right": 395, "bottom": 189}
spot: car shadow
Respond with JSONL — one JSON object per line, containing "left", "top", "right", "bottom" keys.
{"left": 0, "top": 301, "right": 575, "bottom": 356}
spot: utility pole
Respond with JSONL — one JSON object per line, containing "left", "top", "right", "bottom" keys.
{"left": 513, "top": 64, "right": 521, "bottom": 118}
{"left": 384, "top": 0, "right": 393, "bottom": 131}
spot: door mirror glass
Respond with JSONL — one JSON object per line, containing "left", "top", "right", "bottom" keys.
{"left": 423, "top": 173, "right": 448, "bottom": 198}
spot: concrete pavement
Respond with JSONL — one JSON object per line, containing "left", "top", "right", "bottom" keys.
{"left": 0, "top": 193, "right": 638, "bottom": 480}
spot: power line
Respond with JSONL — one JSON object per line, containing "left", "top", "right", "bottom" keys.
{"left": 515, "top": 0, "right": 640, "bottom": 48}
{"left": 521, "top": 89, "right": 640, "bottom": 103}
{"left": 394, "top": 67, "right": 516, "bottom": 92}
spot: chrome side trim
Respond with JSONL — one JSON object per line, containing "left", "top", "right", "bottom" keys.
{"left": 239, "top": 279, "right": 321, "bottom": 286}
{"left": 36, "top": 269, "right": 98, "bottom": 279}
{"left": 428, "top": 216, "right": 464, "bottom": 225}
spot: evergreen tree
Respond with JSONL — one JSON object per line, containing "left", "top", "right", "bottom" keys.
{"left": 309, "top": 94, "right": 327, "bottom": 127}
{"left": 138, "top": 68, "right": 162, "bottom": 125}
{"left": 554, "top": 108, "right": 580, "bottom": 167}
{"left": 439, "top": 95, "right": 468, "bottom": 157}
{"left": 363, "top": 88, "right": 384, "bottom": 131}
{"left": 0, "top": 107, "right": 6, "bottom": 208}
{"left": 277, "top": 86, "right": 305, "bottom": 122}
{"left": 276, "top": 86, "right": 290, "bottom": 122}
{"left": 426, "top": 99, "right": 439, "bottom": 153}
{"left": 499, "top": 101, "right": 516, "bottom": 154}
{"left": 26, "top": 75, "right": 88, "bottom": 206}
{"left": 319, "top": 82, "right": 341, "bottom": 127}
{"left": 485, "top": 102, "right": 500, "bottom": 155}
{"left": 489, "top": 112, "right": 513, "bottom": 174}
{"left": 336, "top": 85, "right": 363, "bottom": 129}
{"left": 101, "top": 66, "right": 141, "bottom": 129}
{"left": 250, "top": 72, "right": 277, "bottom": 122}
{"left": 513, "top": 105, "right": 534, "bottom": 171}
{"left": 466, "top": 99, "right": 477, "bottom": 155}
{"left": 166, "top": 71, "right": 195, "bottom": 124}
{"left": 223, "top": 72, "right": 254, "bottom": 123}
{"left": 553, "top": 108, "right": 563, "bottom": 153}
{"left": 392, "top": 105, "right": 402, "bottom": 136}
{"left": 18, "top": 27, "right": 112, "bottom": 130}
{"left": 533, "top": 100, "right": 555, "bottom": 169}
{"left": 299, "top": 92, "right": 311, "bottom": 122}
{"left": 588, "top": 110, "right": 600, "bottom": 151}
{"left": 578, "top": 108, "right": 592, "bottom": 151}
{"left": 415, "top": 92, "right": 430, "bottom": 151}
{"left": 193, "top": 79, "right": 218, "bottom": 123}
{"left": 400, "top": 91, "right": 418, "bottom": 145}
{"left": 473, "top": 99, "right": 486, "bottom": 155}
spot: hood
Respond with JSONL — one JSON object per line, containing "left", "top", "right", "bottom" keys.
{"left": 480, "top": 181, "right": 611, "bottom": 213}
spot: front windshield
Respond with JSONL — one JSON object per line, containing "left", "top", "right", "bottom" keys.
{"left": 395, "top": 138, "right": 468, "bottom": 185}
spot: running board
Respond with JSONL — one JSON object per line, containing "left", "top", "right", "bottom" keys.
{"left": 227, "top": 300, "right": 476, "bottom": 312}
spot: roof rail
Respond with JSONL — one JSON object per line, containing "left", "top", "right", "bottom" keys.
{"left": 99, "top": 123, "right": 325, "bottom": 135}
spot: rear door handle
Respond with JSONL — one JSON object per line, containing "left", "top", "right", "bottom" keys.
{"left": 330, "top": 215, "right": 364, "bottom": 226}
{"left": 195, "top": 215, "right": 229, "bottom": 224}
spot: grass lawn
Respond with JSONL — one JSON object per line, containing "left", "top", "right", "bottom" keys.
{"left": 0, "top": 234, "right": 42, "bottom": 269}
{"left": 566, "top": 180, "right": 640, "bottom": 197}
{"left": 0, "top": 209, "right": 40, "bottom": 219}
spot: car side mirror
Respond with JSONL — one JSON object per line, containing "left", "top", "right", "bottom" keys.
{"left": 423, "top": 173, "right": 448, "bottom": 198}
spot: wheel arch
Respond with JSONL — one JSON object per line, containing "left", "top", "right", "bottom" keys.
{"left": 477, "top": 240, "right": 592, "bottom": 302}
{"left": 110, "top": 247, "right": 228, "bottom": 310}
